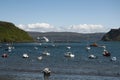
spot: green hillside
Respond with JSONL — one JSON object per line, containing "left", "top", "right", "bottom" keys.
{"left": 0, "top": 21, "right": 33, "bottom": 42}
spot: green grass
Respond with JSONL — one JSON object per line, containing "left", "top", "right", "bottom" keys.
{"left": 0, "top": 21, "right": 33, "bottom": 42}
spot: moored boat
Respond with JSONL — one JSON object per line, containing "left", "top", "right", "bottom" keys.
{"left": 90, "top": 42, "right": 98, "bottom": 47}
{"left": 23, "top": 53, "right": 29, "bottom": 58}
{"left": 103, "top": 49, "right": 111, "bottom": 57}
{"left": 88, "top": 54, "right": 97, "bottom": 59}
{"left": 64, "top": 52, "right": 75, "bottom": 58}
{"left": 2, "top": 53, "right": 8, "bottom": 58}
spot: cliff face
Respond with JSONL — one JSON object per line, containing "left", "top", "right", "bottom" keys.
{"left": 101, "top": 28, "right": 120, "bottom": 41}
{"left": 0, "top": 21, "right": 33, "bottom": 42}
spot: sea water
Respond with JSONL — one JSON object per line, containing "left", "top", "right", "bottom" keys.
{"left": 0, "top": 41, "right": 120, "bottom": 80}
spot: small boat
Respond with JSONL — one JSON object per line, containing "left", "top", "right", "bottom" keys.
{"left": 100, "top": 45, "right": 106, "bottom": 49}
{"left": 110, "top": 57, "right": 117, "bottom": 61}
{"left": 34, "top": 47, "right": 38, "bottom": 50}
{"left": 37, "top": 56, "right": 43, "bottom": 60}
{"left": 103, "top": 49, "right": 111, "bottom": 57}
{"left": 23, "top": 53, "right": 29, "bottom": 58}
{"left": 42, "top": 68, "right": 51, "bottom": 77}
{"left": 86, "top": 46, "right": 91, "bottom": 51}
{"left": 88, "top": 54, "right": 97, "bottom": 59}
{"left": 67, "top": 46, "right": 71, "bottom": 49}
{"left": 90, "top": 42, "right": 98, "bottom": 47}
{"left": 64, "top": 52, "right": 75, "bottom": 58}
{"left": 42, "top": 51, "right": 50, "bottom": 56}
{"left": 40, "top": 36, "right": 49, "bottom": 42}
{"left": 2, "top": 53, "right": 8, "bottom": 58}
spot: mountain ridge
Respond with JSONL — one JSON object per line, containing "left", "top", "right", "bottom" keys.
{"left": 28, "top": 31, "right": 105, "bottom": 43}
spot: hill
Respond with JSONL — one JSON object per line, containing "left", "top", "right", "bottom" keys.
{"left": 28, "top": 32, "right": 105, "bottom": 43}
{"left": 102, "top": 28, "right": 120, "bottom": 41}
{"left": 0, "top": 21, "right": 33, "bottom": 42}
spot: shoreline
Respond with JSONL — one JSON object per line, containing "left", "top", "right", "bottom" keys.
{"left": 0, "top": 72, "right": 120, "bottom": 80}
{"left": 0, "top": 69, "right": 120, "bottom": 78}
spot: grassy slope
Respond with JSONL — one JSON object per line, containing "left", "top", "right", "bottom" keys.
{"left": 0, "top": 21, "right": 33, "bottom": 42}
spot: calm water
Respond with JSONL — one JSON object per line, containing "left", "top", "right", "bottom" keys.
{"left": 0, "top": 41, "right": 120, "bottom": 80}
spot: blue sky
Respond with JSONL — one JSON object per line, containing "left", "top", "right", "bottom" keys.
{"left": 0, "top": 0, "right": 120, "bottom": 33}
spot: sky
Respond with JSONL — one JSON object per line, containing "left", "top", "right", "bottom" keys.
{"left": 0, "top": 0, "right": 120, "bottom": 33}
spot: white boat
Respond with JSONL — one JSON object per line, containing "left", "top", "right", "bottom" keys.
{"left": 67, "top": 46, "right": 71, "bottom": 49}
{"left": 42, "top": 68, "right": 51, "bottom": 76}
{"left": 23, "top": 53, "right": 29, "bottom": 58}
{"left": 42, "top": 51, "right": 50, "bottom": 56}
{"left": 43, "top": 36, "right": 49, "bottom": 42}
{"left": 64, "top": 52, "right": 75, "bottom": 58}
{"left": 34, "top": 47, "right": 38, "bottom": 50}
{"left": 37, "top": 56, "right": 43, "bottom": 60}
{"left": 100, "top": 45, "right": 106, "bottom": 49}
{"left": 110, "top": 57, "right": 117, "bottom": 61}
{"left": 86, "top": 46, "right": 91, "bottom": 51}
{"left": 88, "top": 54, "right": 97, "bottom": 59}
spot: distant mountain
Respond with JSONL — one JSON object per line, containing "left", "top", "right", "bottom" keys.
{"left": 102, "top": 28, "right": 120, "bottom": 41}
{"left": 28, "top": 32, "right": 105, "bottom": 43}
{"left": 0, "top": 21, "right": 33, "bottom": 42}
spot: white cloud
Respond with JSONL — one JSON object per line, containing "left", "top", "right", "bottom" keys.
{"left": 28, "top": 23, "right": 54, "bottom": 29}
{"left": 17, "top": 23, "right": 54, "bottom": 32}
{"left": 17, "top": 23, "right": 110, "bottom": 33}
{"left": 67, "top": 24, "right": 108, "bottom": 33}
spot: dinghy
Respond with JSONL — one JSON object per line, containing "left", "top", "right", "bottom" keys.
{"left": 64, "top": 52, "right": 75, "bottom": 58}
{"left": 23, "top": 53, "right": 29, "bottom": 58}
